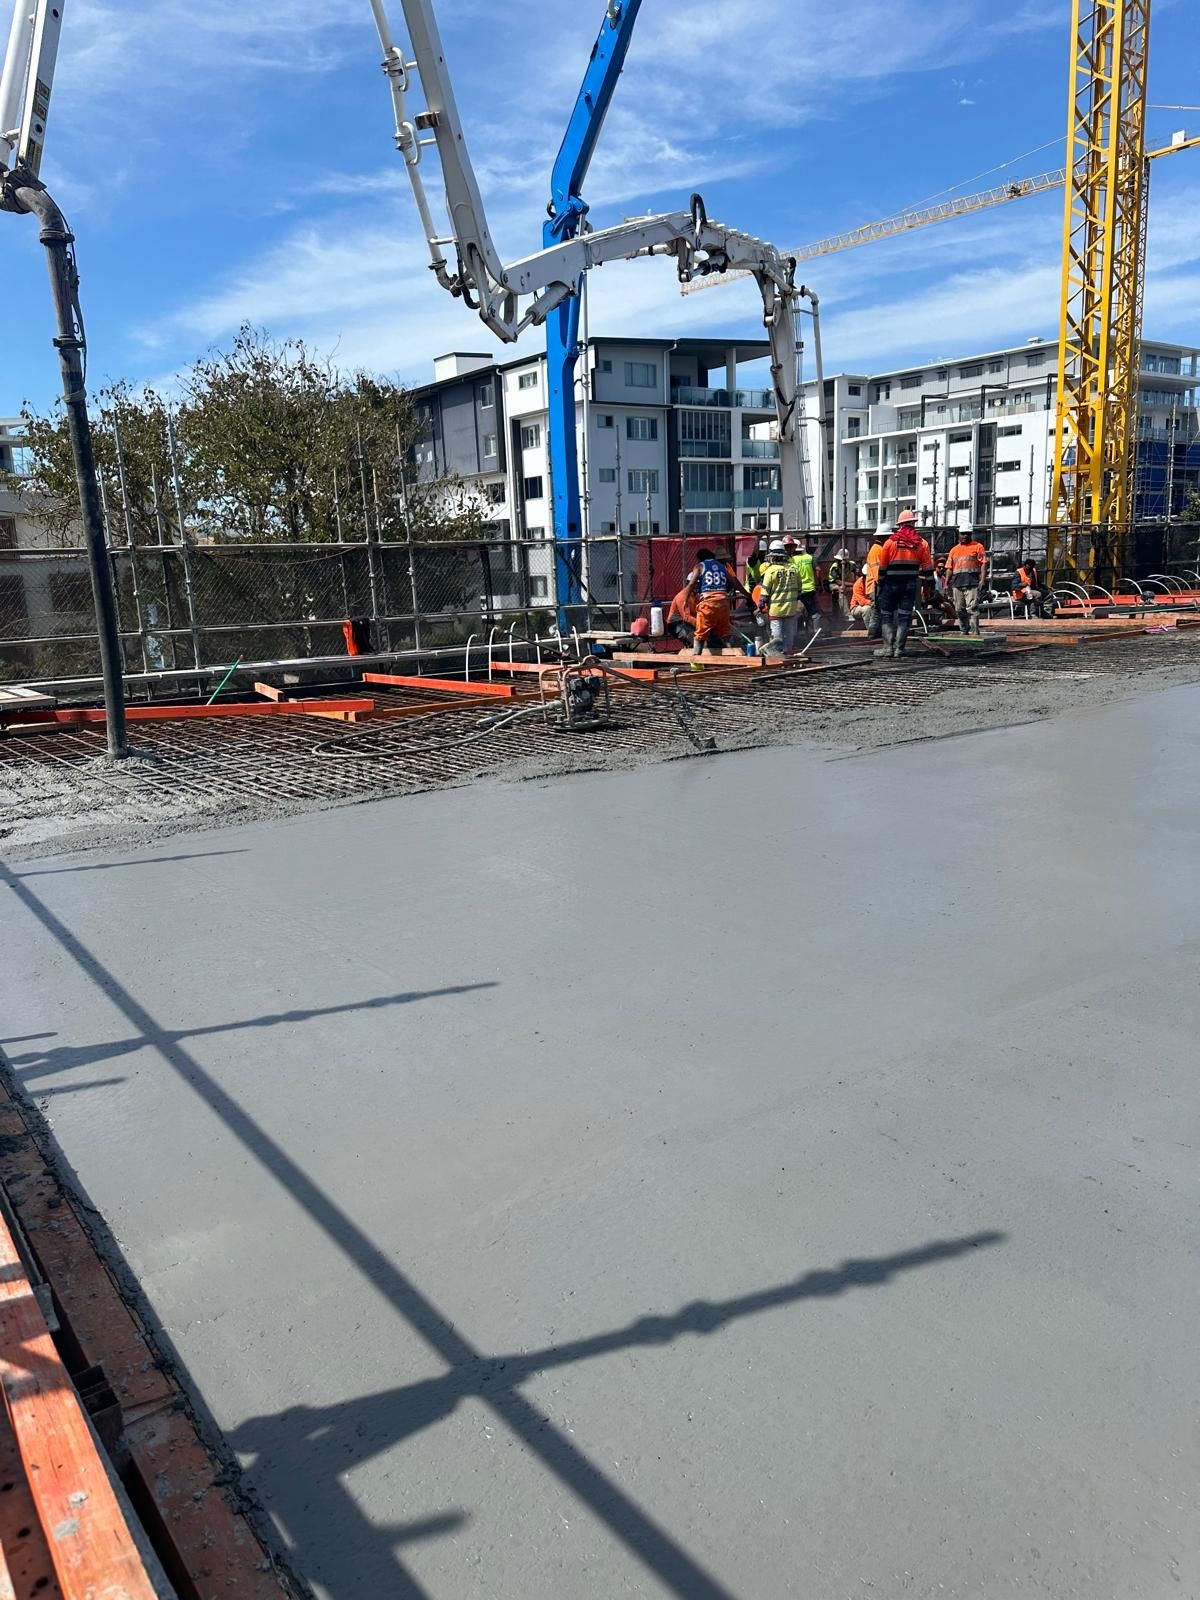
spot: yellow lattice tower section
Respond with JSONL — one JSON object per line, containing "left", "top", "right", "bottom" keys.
{"left": 1050, "top": 0, "right": 1150, "bottom": 585}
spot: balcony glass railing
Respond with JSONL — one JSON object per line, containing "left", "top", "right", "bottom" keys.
{"left": 741, "top": 439, "right": 780, "bottom": 458}
{"left": 734, "top": 488, "right": 783, "bottom": 509}
{"left": 678, "top": 439, "right": 732, "bottom": 458}
{"left": 679, "top": 489, "right": 734, "bottom": 508}
{"left": 672, "top": 386, "right": 776, "bottom": 410}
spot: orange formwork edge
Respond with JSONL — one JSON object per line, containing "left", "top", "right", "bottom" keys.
{"left": 361, "top": 671, "right": 518, "bottom": 698}
{"left": 0, "top": 1199, "right": 159, "bottom": 1600}
{"left": 0, "top": 1087, "right": 292, "bottom": 1598}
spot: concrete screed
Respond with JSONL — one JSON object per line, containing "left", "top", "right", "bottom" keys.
{"left": 0, "top": 681, "right": 1196, "bottom": 1600}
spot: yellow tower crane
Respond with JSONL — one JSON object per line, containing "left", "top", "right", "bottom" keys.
{"left": 1050, "top": 0, "right": 1149, "bottom": 584}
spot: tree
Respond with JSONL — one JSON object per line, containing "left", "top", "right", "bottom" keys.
{"left": 11, "top": 327, "right": 483, "bottom": 547}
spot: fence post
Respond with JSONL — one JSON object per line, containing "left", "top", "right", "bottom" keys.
{"left": 109, "top": 417, "right": 150, "bottom": 672}
{"left": 148, "top": 464, "right": 179, "bottom": 670}
{"left": 164, "top": 409, "right": 203, "bottom": 671}
{"left": 356, "top": 424, "right": 383, "bottom": 646}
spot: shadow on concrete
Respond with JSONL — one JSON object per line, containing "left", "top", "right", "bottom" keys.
{"left": 231, "top": 1232, "right": 1004, "bottom": 1599}
{"left": 6, "top": 985, "right": 497, "bottom": 1080}
{"left": 31, "top": 1076, "right": 128, "bottom": 1097}
{"left": 0, "top": 861, "right": 1005, "bottom": 1600}
{"left": 15, "top": 849, "right": 250, "bottom": 877}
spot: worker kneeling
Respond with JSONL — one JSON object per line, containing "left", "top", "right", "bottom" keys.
{"left": 758, "top": 539, "right": 803, "bottom": 655}
{"left": 875, "top": 510, "right": 934, "bottom": 660}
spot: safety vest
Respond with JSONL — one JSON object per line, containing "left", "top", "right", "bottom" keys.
{"left": 850, "top": 577, "right": 870, "bottom": 609}
{"left": 760, "top": 561, "right": 802, "bottom": 617}
{"left": 878, "top": 532, "right": 934, "bottom": 583}
{"left": 865, "top": 542, "right": 886, "bottom": 596}
{"left": 946, "top": 541, "right": 988, "bottom": 588}
{"left": 790, "top": 551, "right": 817, "bottom": 593}
{"left": 1014, "top": 564, "right": 1038, "bottom": 595}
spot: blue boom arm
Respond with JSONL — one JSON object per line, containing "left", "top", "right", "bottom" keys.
{"left": 543, "top": 0, "right": 644, "bottom": 628}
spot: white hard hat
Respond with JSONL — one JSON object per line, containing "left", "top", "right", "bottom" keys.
{"left": 861, "top": 564, "right": 869, "bottom": 575}
{"left": 768, "top": 538, "right": 787, "bottom": 553}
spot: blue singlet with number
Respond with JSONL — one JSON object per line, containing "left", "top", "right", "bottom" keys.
{"left": 696, "top": 559, "right": 728, "bottom": 594}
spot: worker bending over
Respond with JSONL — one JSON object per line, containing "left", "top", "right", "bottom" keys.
{"left": 684, "top": 548, "right": 754, "bottom": 656}
{"left": 758, "top": 539, "right": 803, "bottom": 655}
{"left": 945, "top": 529, "right": 990, "bottom": 635}
{"left": 666, "top": 584, "right": 697, "bottom": 647}
{"left": 875, "top": 510, "right": 934, "bottom": 659}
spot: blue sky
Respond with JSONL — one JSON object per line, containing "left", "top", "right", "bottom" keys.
{"left": 5, "top": 0, "right": 1199, "bottom": 414}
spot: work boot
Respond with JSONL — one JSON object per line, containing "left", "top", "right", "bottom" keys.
{"left": 693, "top": 638, "right": 705, "bottom": 656}
{"left": 873, "top": 622, "right": 895, "bottom": 658}
{"left": 894, "top": 617, "right": 912, "bottom": 658}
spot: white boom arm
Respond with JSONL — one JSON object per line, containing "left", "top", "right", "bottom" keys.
{"left": 369, "top": 0, "right": 812, "bottom": 528}
{"left": 0, "top": 0, "right": 64, "bottom": 180}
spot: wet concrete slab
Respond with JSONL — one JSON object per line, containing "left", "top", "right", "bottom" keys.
{"left": 1, "top": 683, "right": 1197, "bottom": 1600}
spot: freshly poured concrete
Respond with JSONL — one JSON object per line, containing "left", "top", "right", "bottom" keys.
{"left": 1, "top": 684, "right": 1197, "bottom": 1600}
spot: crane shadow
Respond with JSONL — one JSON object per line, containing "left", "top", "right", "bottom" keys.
{"left": 230, "top": 1232, "right": 1004, "bottom": 1599}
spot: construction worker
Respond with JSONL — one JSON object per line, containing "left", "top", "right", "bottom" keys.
{"left": 683, "top": 547, "right": 754, "bottom": 655}
{"left": 848, "top": 566, "right": 873, "bottom": 628}
{"left": 665, "top": 584, "right": 697, "bottom": 647}
{"left": 784, "top": 536, "right": 820, "bottom": 633}
{"left": 1012, "top": 558, "right": 1044, "bottom": 618}
{"left": 875, "top": 509, "right": 934, "bottom": 659}
{"left": 864, "top": 527, "right": 888, "bottom": 640}
{"left": 945, "top": 528, "right": 990, "bottom": 635}
{"left": 744, "top": 540, "right": 769, "bottom": 596}
{"left": 757, "top": 539, "right": 803, "bottom": 655}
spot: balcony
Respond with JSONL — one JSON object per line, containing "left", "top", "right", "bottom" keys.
{"left": 734, "top": 488, "right": 783, "bottom": 509}
{"left": 678, "top": 439, "right": 732, "bottom": 459}
{"left": 672, "top": 386, "right": 775, "bottom": 410}
{"left": 679, "top": 489, "right": 734, "bottom": 508}
{"left": 741, "top": 439, "right": 780, "bottom": 459}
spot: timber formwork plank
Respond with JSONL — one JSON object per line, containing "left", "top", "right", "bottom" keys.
{"left": 361, "top": 672, "right": 519, "bottom": 698}
{"left": 0, "top": 1198, "right": 159, "bottom": 1600}
{"left": 0, "top": 1098, "right": 290, "bottom": 1599}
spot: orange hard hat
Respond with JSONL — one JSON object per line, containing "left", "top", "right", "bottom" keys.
{"left": 896, "top": 509, "right": 919, "bottom": 526}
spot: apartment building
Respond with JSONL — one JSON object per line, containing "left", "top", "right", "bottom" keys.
{"left": 827, "top": 338, "right": 1200, "bottom": 531}
{"left": 408, "top": 336, "right": 788, "bottom": 544}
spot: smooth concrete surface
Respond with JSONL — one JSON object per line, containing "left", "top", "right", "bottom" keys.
{"left": 1, "top": 684, "right": 1198, "bottom": 1600}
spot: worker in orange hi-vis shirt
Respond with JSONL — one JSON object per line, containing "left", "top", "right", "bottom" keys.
{"left": 864, "top": 530, "right": 888, "bottom": 640}
{"left": 945, "top": 530, "right": 990, "bottom": 635}
{"left": 848, "top": 567, "right": 873, "bottom": 629}
{"left": 874, "top": 510, "right": 934, "bottom": 660}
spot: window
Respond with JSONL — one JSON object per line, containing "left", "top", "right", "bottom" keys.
{"left": 988, "top": 360, "right": 1004, "bottom": 374}
{"left": 485, "top": 482, "right": 506, "bottom": 504}
{"left": 529, "top": 576, "right": 549, "bottom": 598}
{"left": 745, "top": 465, "right": 779, "bottom": 491}
{"left": 948, "top": 498, "right": 972, "bottom": 511}
{"left": 949, "top": 430, "right": 971, "bottom": 444}
{"left": 679, "top": 409, "right": 731, "bottom": 448}
{"left": 627, "top": 468, "right": 659, "bottom": 494}
{"left": 948, "top": 464, "right": 970, "bottom": 477}
{"left": 682, "top": 463, "right": 733, "bottom": 495}
{"left": 482, "top": 433, "right": 497, "bottom": 457}
{"left": 598, "top": 359, "right": 613, "bottom": 373}
{"left": 596, "top": 413, "right": 614, "bottom": 429}
{"left": 846, "top": 417, "right": 861, "bottom": 437}
{"left": 520, "top": 423, "right": 541, "bottom": 449}
{"left": 998, "top": 424, "right": 1022, "bottom": 437}
{"left": 624, "top": 361, "right": 657, "bottom": 388}
{"left": 626, "top": 415, "right": 658, "bottom": 441}
{"left": 479, "top": 382, "right": 494, "bottom": 408}
{"left": 598, "top": 467, "right": 616, "bottom": 483}
{"left": 600, "top": 521, "right": 617, "bottom": 533}
{"left": 871, "top": 381, "right": 892, "bottom": 402}
{"left": 936, "top": 368, "right": 948, "bottom": 380}
{"left": 522, "top": 475, "right": 544, "bottom": 499}
{"left": 958, "top": 363, "right": 983, "bottom": 379}
{"left": 923, "top": 441, "right": 938, "bottom": 452}
{"left": 1025, "top": 350, "right": 1046, "bottom": 366}
{"left": 525, "top": 526, "right": 547, "bottom": 539}
{"left": 847, "top": 384, "right": 862, "bottom": 396}
{"left": 0, "top": 574, "right": 25, "bottom": 622}
{"left": 901, "top": 374, "right": 922, "bottom": 390}
{"left": 995, "top": 495, "right": 1020, "bottom": 507}
{"left": 627, "top": 521, "right": 661, "bottom": 534}
{"left": 518, "top": 372, "right": 538, "bottom": 391}
{"left": 0, "top": 515, "right": 14, "bottom": 550}
{"left": 997, "top": 459, "right": 1021, "bottom": 472}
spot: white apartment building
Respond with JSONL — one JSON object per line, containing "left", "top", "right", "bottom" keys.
{"left": 819, "top": 337, "right": 1200, "bottom": 532}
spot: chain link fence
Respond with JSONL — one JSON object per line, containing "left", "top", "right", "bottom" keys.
{"left": 3, "top": 523, "right": 1198, "bottom": 685}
